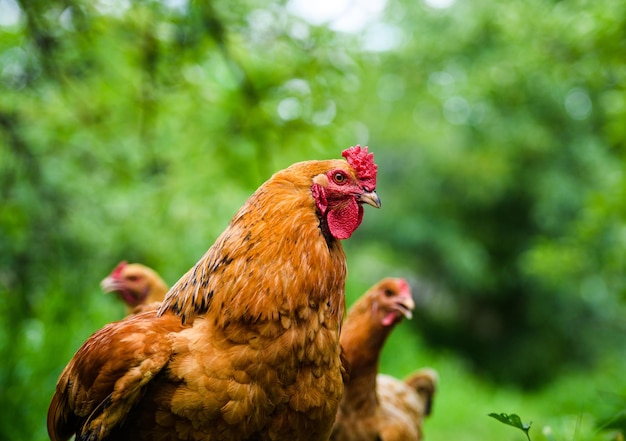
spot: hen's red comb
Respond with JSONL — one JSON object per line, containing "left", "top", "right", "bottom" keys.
{"left": 398, "top": 278, "right": 410, "bottom": 295}
{"left": 342, "top": 145, "right": 377, "bottom": 190}
{"left": 111, "top": 261, "right": 128, "bottom": 278}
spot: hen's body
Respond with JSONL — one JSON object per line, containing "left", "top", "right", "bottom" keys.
{"left": 374, "top": 371, "right": 438, "bottom": 441}
{"left": 48, "top": 148, "right": 379, "bottom": 441}
{"left": 331, "top": 279, "right": 436, "bottom": 441}
{"left": 334, "top": 370, "right": 437, "bottom": 441}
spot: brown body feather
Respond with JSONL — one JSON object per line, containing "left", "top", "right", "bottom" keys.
{"left": 48, "top": 151, "right": 379, "bottom": 441}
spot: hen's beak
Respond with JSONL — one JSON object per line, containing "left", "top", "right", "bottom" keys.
{"left": 358, "top": 190, "right": 381, "bottom": 208}
{"left": 100, "top": 276, "right": 122, "bottom": 294}
{"left": 395, "top": 296, "right": 415, "bottom": 320}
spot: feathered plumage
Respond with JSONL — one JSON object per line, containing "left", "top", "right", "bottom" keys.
{"left": 48, "top": 146, "right": 380, "bottom": 441}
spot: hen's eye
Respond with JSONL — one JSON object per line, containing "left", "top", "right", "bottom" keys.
{"left": 384, "top": 289, "right": 394, "bottom": 297}
{"left": 333, "top": 172, "right": 347, "bottom": 185}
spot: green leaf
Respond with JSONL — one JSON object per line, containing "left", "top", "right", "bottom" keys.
{"left": 488, "top": 413, "right": 532, "bottom": 441}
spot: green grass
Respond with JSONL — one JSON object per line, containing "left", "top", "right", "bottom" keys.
{"left": 379, "top": 325, "right": 625, "bottom": 441}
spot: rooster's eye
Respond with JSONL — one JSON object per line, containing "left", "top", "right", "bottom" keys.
{"left": 332, "top": 172, "right": 347, "bottom": 185}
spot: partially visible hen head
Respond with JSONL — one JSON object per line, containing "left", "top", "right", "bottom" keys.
{"left": 100, "top": 261, "right": 168, "bottom": 308}
{"left": 311, "top": 145, "right": 381, "bottom": 240}
{"left": 365, "top": 278, "right": 415, "bottom": 328}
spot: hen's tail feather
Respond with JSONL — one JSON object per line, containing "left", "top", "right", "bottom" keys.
{"left": 404, "top": 368, "right": 438, "bottom": 416}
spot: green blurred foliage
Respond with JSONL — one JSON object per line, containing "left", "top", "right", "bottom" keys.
{"left": 0, "top": 0, "right": 625, "bottom": 440}
{"left": 355, "top": 0, "right": 626, "bottom": 389}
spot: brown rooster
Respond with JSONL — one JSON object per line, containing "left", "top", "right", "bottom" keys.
{"left": 100, "top": 261, "right": 168, "bottom": 314}
{"left": 48, "top": 146, "right": 380, "bottom": 441}
{"left": 332, "top": 278, "right": 437, "bottom": 441}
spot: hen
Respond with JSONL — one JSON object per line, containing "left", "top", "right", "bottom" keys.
{"left": 332, "top": 278, "right": 437, "bottom": 441}
{"left": 48, "top": 146, "right": 380, "bottom": 441}
{"left": 100, "top": 261, "right": 168, "bottom": 314}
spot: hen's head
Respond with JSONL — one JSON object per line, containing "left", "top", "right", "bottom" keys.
{"left": 366, "top": 277, "right": 415, "bottom": 327}
{"left": 100, "top": 261, "right": 168, "bottom": 307}
{"left": 311, "top": 145, "right": 380, "bottom": 240}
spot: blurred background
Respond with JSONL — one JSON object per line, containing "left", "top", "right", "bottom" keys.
{"left": 1, "top": 0, "right": 625, "bottom": 439}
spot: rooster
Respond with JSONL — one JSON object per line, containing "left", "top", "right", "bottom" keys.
{"left": 100, "top": 261, "right": 168, "bottom": 314}
{"left": 48, "top": 146, "right": 380, "bottom": 441}
{"left": 332, "top": 278, "right": 437, "bottom": 441}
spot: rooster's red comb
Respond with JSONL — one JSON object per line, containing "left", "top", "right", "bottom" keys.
{"left": 342, "top": 145, "right": 377, "bottom": 191}
{"left": 111, "top": 261, "right": 128, "bottom": 278}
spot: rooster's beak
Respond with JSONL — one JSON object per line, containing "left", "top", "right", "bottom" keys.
{"left": 358, "top": 190, "right": 381, "bottom": 208}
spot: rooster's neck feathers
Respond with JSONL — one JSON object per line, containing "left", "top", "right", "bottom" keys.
{"left": 159, "top": 160, "right": 352, "bottom": 325}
